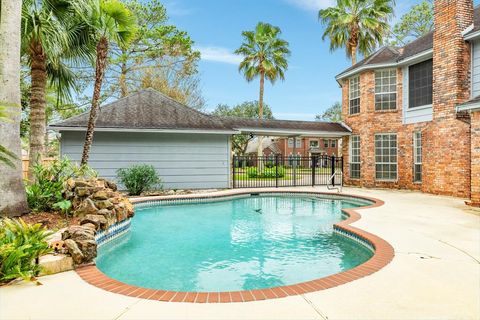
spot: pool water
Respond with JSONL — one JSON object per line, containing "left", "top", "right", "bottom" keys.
{"left": 96, "top": 195, "right": 373, "bottom": 292}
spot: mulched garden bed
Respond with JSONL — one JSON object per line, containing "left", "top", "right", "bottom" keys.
{"left": 18, "top": 212, "right": 80, "bottom": 230}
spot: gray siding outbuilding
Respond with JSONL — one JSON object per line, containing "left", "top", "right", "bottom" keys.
{"left": 60, "top": 131, "right": 231, "bottom": 189}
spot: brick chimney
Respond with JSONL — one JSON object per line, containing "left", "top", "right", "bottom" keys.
{"left": 433, "top": 0, "right": 473, "bottom": 115}
{"left": 423, "top": 0, "right": 474, "bottom": 197}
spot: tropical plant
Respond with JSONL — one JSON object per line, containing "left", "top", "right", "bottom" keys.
{"left": 0, "top": 218, "right": 52, "bottom": 284}
{"left": 316, "top": 101, "right": 342, "bottom": 122}
{"left": 76, "top": 0, "right": 138, "bottom": 165}
{"left": 235, "top": 22, "right": 290, "bottom": 157}
{"left": 0, "top": 0, "right": 29, "bottom": 217}
{"left": 389, "top": 0, "right": 433, "bottom": 46}
{"left": 117, "top": 164, "right": 162, "bottom": 196}
{"left": 212, "top": 101, "right": 274, "bottom": 155}
{"left": 26, "top": 158, "right": 97, "bottom": 212}
{"left": 319, "top": 0, "right": 395, "bottom": 65}
{"left": 21, "top": 0, "right": 95, "bottom": 180}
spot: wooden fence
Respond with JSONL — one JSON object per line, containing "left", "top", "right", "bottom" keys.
{"left": 22, "top": 157, "right": 56, "bottom": 179}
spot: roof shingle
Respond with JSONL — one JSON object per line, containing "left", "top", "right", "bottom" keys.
{"left": 50, "top": 89, "right": 351, "bottom": 135}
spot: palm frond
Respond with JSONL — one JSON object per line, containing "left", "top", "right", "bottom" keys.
{"left": 0, "top": 144, "right": 17, "bottom": 168}
{"left": 235, "top": 22, "right": 290, "bottom": 84}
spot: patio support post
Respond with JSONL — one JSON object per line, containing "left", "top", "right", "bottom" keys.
{"left": 331, "top": 156, "right": 336, "bottom": 186}
{"left": 292, "top": 136, "right": 297, "bottom": 187}
{"left": 312, "top": 156, "right": 316, "bottom": 187}
{"left": 275, "top": 154, "right": 279, "bottom": 188}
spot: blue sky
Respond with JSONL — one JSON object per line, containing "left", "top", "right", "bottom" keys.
{"left": 162, "top": 0, "right": 474, "bottom": 120}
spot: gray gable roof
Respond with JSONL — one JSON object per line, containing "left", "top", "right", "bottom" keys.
{"left": 464, "top": 5, "right": 480, "bottom": 38}
{"left": 50, "top": 89, "right": 235, "bottom": 132}
{"left": 51, "top": 89, "right": 351, "bottom": 136}
{"left": 218, "top": 116, "right": 350, "bottom": 134}
{"left": 337, "top": 5, "right": 480, "bottom": 81}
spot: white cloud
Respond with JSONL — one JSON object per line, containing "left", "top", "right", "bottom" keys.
{"left": 285, "top": 0, "right": 335, "bottom": 12}
{"left": 163, "top": 1, "right": 192, "bottom": 17}
{"left": 197, "top": 46, "right": 242, "bottom": 65}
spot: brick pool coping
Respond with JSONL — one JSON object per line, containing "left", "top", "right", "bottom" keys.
{"left": 76, "top": 190, "right": 394, "bottom": 303}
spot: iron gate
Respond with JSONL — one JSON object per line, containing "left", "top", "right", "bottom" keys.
{"left": 232, "top": 155, "right": 343, "bottom": 189}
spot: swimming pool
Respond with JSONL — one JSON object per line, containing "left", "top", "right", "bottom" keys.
{"left": 96, "top": 194, "right": 375, "bottom": 292}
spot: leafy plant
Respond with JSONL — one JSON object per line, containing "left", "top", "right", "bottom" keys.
{"left": 117, "top": 164, "right": 162, "bottom": 196}
{"left": 26, "top": 158, "right": 96, "bottom": 212}
{"left": 53, "top": 200, "right": 72, "bottom": 218}
{"left": 247, "top": 166, "right": 285, "bottom": 178}
{"left": 0, "top": 219, "right": 52, "bottom": 285}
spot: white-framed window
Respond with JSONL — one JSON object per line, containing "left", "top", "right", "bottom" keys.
{"left": 309, "top": 140, "right": 319, "bottom": 148}
{"left": 375, "top": 133, "right": 397, "bottom": 181}
{"left": 349, "top": 135, "right": 360, "bottom": 179}
{"left": 349, "top": 76, "right": 360, "bottom": 114}
{"left": 330, "top": 139, "right": 337, "bottom": 148}
{"left": 288, "top": 138, "right": 293, "bottom": 148}
{"left": 413, "top": 131, "right": 422, "bottom": 182}
{"left": 375, "top": 69, "right": 397, "bottom": 110}
{"left": 295, "top": 138, "right": 302, "bottom": 148}
{"left": 323, "top": 139, "right": 329, "bottom": 148}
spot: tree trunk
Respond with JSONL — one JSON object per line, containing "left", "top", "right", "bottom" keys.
{"left": 81, "top": 37, "right": 109, "bottom": 165}
{"left": 257, "top": 71, "right": 265, "bottom": 158}
{"left": 28, "top": 42, "right": 47, "bottom": 181}
{"left": 119, "top": 49, "right": 128, "bottom": 97}
{"left": 0, "top": 0, "right": 29, "bottom": 217}
{"left": 351, "top": 45, "right": 357, "bottom": 65}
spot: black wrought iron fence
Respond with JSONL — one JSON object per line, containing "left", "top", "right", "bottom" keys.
{"left": 232, "top": 155, "right": 343, "bottom": 189}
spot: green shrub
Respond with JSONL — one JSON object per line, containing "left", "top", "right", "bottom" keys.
{"left": 26, "top": 158, "right": 97, "bottom": 212}
{"left": 246, "top": 167, "right": 258, "bottom": 178}
{"left": 117, "top": 164, "right": 162, "bottom": 196}
{"left": 0, "top": 219, "right": 52, "bottom": 284}
{"left": 246, "top": 166, "right": 285, "bottom": 178}
{"left": 265, "top": 161, "right": 275, "bottom": 168}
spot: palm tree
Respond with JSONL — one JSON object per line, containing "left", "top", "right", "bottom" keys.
{"left": 319, "top": 0, "right": 394, "bottom": 65}
{"left": 21, "top": 0, "right": 94, "bottom": 180}
{"left": 0, "top": 0, "right": 29, "bottom": 217}
{"left": 235, "top": 22, "right": 290, "bottom": 157}
{"left": 76, "top": 0, "right": 137, "bottom": 165}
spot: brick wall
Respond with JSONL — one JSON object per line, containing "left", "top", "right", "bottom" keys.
{"left": 424, "top": 0, "right": 473, "bottom": 197}
{"left": 471, "top": 111, "right": 480, "bottom": 205}
{"left": 341, "top": 0, "right": 474, "bottom": 199}
{"left": 342, "top": 68, "right": 428, "bottom": 191}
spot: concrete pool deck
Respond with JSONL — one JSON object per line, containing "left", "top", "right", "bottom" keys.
{"left": 1, "top": 187, "right": 479, "bottom": 320}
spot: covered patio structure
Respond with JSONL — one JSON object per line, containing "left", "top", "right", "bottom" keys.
{"left": 50, "top": 89, "right": 351, "bottom": 189}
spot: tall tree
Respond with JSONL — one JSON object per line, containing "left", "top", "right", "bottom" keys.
{"left": 319, "top": 0, "right": 395, "bottom": 65}
{"left": 212, "top": 101, "right": 274, "bottom": 155}
{"left": 316, "top": 102, "right": 342, "bottom": 122}
{"left": 139, "top": 66, "right": 205, "bottom": 110}
{"left": 0, "top": 0, "right": 29, "bottom": 217}
{"left": 77, "top": 0, "right": 137, "bottom": 165}
{"left": 389, "top": 0, "right": 433, "bottom": 46}
{"left": 235, "top": 22, "right": 290, "bottom": 157}
{"left": 21, "top": 0, "right": 94, "bottom": 180}
{"left": 108, "top": 0, "right": 200, "bottom": 99}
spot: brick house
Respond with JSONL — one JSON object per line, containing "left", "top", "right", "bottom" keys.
{"left": 276, "top": 137, "right": 339, "bottom": 157}
{"left": 338, "top": 0, "right": 480, "bottom": 205}
{"left": 246, "top": 137, "right": 339, "bottom": 157}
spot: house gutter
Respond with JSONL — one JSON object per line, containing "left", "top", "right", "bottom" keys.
{"left": 335, "top": 49, "right": 433, "bottom": 84}
{"left": 48, "top": 126, "right": 240, "bottom": 135}
{"left": 456, "top": 102, "right": 480, "bottom": 113}
{"left": 233, "top": 127, "right": 351, "bottom": 137}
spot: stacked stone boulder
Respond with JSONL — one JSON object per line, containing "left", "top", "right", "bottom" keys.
{"left": 61, "top": 178, "right": 134, "bottom": 265}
